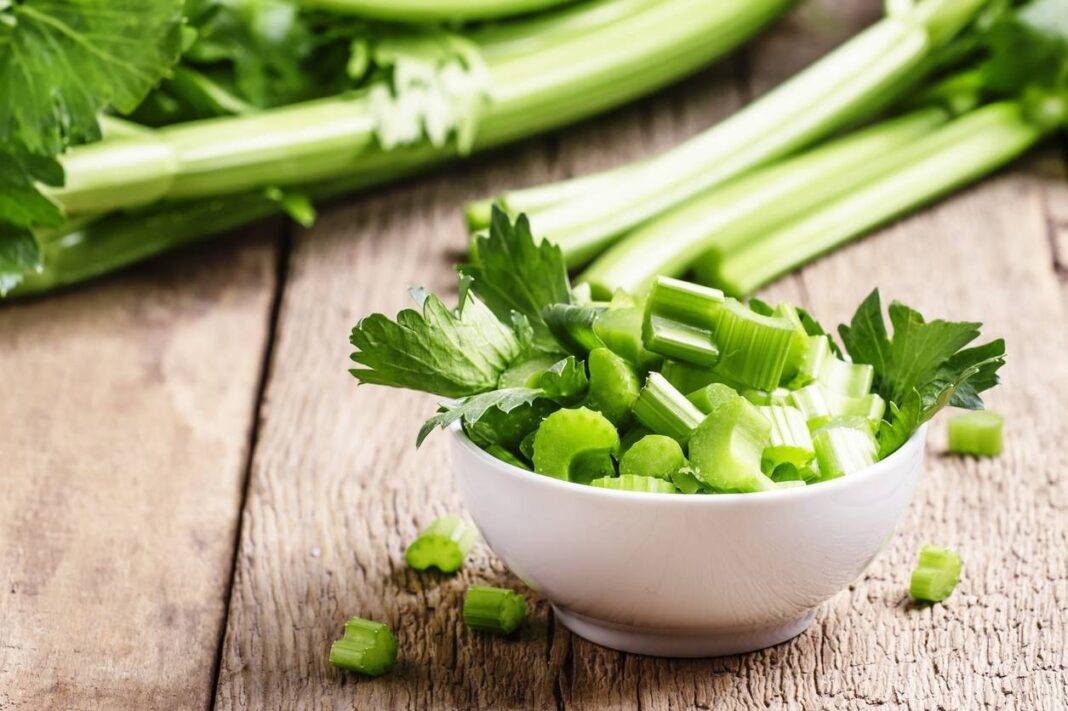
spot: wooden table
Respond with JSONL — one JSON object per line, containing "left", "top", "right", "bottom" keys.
{"left": 2, "top": 3, "right": 1066, "bottom": 709}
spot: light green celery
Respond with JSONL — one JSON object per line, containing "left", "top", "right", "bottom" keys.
{"left": 758, "top": 405, "right": 815, "bottom": 470}
{"left": 741, "top": 387, "right": 791, "bottom": 407}
{"left": 405, "top": 515, "right": 478, "bottom": 574}
{"left": 643, "top": 315, "right": 720, "bottom": 366}
{"left": 710, "top": 299, "right": 795, "bottom": 391}
{"left": 688, "top": 392, "right": 774, "bottom": 493}
{"left": 818, "top": 357, "right": 874, "bottom": 397}
{"left": 947, "top": 410, "right": 1003, "bottom": 456}
{"left": 705, "top": 101, "right": 1046, "bottom": 295}
{"left": 641, "top": 276, "right": 725, "bottom": 365}
{"left": 645, "top": 276, "right": 725, "bottom": 327}
{"left": 543, "top": 303, "right": 607, "bottom": 355}
{"left": 592, "top": 301, "right": 663, "bottom": 371}
{"left": 774, "top": 302, "right": 810, "bottom": 383}
{"left": 687, "top": 382, "right": 739, "bottom": 415}
{"left": 909, "top": 545, "right": 963, "bottom": 603}
{"left": 498, "top": 355, "right": 561, "bottom": 388}
{"left": 789, "top": 384, "right": 838, "bottom": 423}
{"left": 512, "top": 0, "right": 985, "bottom": 263}
{"left": 585, "top": 347, "right": 641, "bottom": 424}
{"left": 632, "top": 373, "right": 705, "bottom": 444}
{"left": 812, "top": 418, "right": 878, "bottom": 480}
{"left": 619, "top": 434, "right": 686, "bottom": 480}
{"left": 671, "top": 467, "right": 709, "bottom": 494}
{"left": 301, "top": 0, "right": 578, "bottom": 22}
{"left": 329, "top": 618, "right": 397, "bottom": 676}
{"left": 660, "top": 360, "right": 721, "bottom": 394}
{"left": 789, "top": 335, "right": 831, "bottom": 388}
{"left": 791, "top": 385, "right": 884, "bottom": 431}
{"left": 463, "top": 586, "right": 527, "bottom": 635}
{"left": 579, "top": 108, "right": 948, "bottom": 294}
{"left": 532, "top": 407, "right": 620, "bottom": 482}
{"left": 591, "top": 474, "right": 676, "bottom": 493}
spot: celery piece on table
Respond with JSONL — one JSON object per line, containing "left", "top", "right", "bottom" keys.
{"left": 463, "top": 586, "right": 527, "bottom": 635}
{"left": 531, "top": 407, "right": 620, "bottom": 482}
{"left": 687, "top": 382, "right": 739, "bottom": 415}
{"left": 405, "top": 515, "right": 478, "bottom": 574}
{"left": 688, "top": 391, "right": 775, "bottom": 493}
{"left": 947, "top": 410, "right": 1003, "bottom": 456}
{"left": 632, "top": 373, "right": 705, "bottom": 444}
{"left": 591, "top": 474, "right": 676, "bottom": 493}
{"left": 329, "top": 617, "right": 397, "bottom": 676}
{"left": 619, "top": 434, "right": 686, "bottom": 481}
{"left": 909, "top": 545, "right": 963, "bottom": 603}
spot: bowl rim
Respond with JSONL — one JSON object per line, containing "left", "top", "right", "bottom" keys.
{"left": 450, "top": 421, "right": 928, "bottom": 506}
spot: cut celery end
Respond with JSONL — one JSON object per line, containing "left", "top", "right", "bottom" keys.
{"left": 586, "top": 347, "right": 641, "bottom": 425}
{"left": 768, "top": 461, "right": 820, "bottom": 483}
{"left": 818, "top": 357, "right": 874, "bottom": 397}
{"left": 688, "top": 393, "right": 774, "bottom": 493}
{"left": 710, "top": 299, "right": 795, "bottom": 391}
{"left": 742, "top": 387, "right": 792, "bottom": 407}
{"left": 646, "top": 276, "right": 725, "bottom": 329}
{"left": 789, "top": 335, "right": 832, "bottom": 388}
{"left": 671, "top": 467, "right": 709, "bottom": 494}
{"left": 619, "top": 434, "right": 686, "bottom": 480}
{"left": 773, "top": 302, "right": 810, "bottom": 382}
{"left": 758, "top": 405, "right": 815, "bottom": 470}
{"left": 812, "top": 418, "right": 877, "bottom": 480}
{"left": 570, "top": 449, "right": 617, "bottom": 484}
{"left": 543, "top": 303, "right": 607, "bottom": 355}
{"left": 661, "top": 359, "right": 719, "bottom": 393}
{"left": 405, "top": 515, "right": 479, "bottom": 574}
{"left": 532, "top": 407, "right": 619, "bottom": 481}
{"left": 775, "top": 480, "right": 806, "bottom": 489}
{"left": 789, "top": 383, "right": 838, "bottom": 423}
{"left": 947, "top": 409, "right": 1003, "bottom": 456}
{"left": 687, "top": 382, "right": 739, "bottom": 415}
{"left": 618, "top": 424, "right": 653, "bottom": 458}
{"left": 592, "top": 302, "right": 663, "bottom": 371}
{"left": 591, "top": 474, "right": 676, "bottom": 493}
{"left": 643, "top": 314, "right": 719, "bottom": 366}
{"left": 463, "top": 586, "right": 527, "bottom": 635}
{"left": 329, "top": 618, "right": 397, "bottom": 676}
{"left": 633, "top": 372, "right": 705, "bottom": 443}
{"left": 909, "top": 545, "right": 963, "bottom": 603}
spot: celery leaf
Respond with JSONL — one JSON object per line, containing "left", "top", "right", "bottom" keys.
{"left": 416, "top": 387, "right": 543, "bottom": 446}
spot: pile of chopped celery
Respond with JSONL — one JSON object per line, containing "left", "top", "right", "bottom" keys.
{"left": 349, "top": 208, "right": 1005, "bottom": 495}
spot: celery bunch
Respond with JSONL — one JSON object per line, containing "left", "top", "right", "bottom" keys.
{"left": 348, "top": 209, "right": 1005, "bottom": 493}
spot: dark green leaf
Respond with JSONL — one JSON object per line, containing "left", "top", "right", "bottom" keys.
{"left": 0, "top": 225, "right": 43, "bottom": 296}
{"left": 537, "top": 356, "right": 589, "bottom": 405}
{"left": 0, "top": 149, "right": 64, "bottom": 229}
{"left": 877, "top": 391, "right": 922, "bottom": 459}
{"left": 417, "top": 387, "right": 542, "bottom": 446}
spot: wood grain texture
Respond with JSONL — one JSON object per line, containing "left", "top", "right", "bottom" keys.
{"left": 203, "top": 2, "right": 1067, "bottom": 709}
{"left": 0, "top": 233, "right": 279, "bottom": 709}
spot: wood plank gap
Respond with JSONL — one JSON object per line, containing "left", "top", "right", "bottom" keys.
{"left": 207, "top": 226, "right": 293, "bottom": 711}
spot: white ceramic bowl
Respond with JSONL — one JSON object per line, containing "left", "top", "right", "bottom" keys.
{"left": 451, "top": 424, "right": 927, "bottom": 657}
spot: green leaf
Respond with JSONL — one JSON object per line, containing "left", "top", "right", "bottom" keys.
{"left": 460, "top": 208, "right": 573, "bottom": 351}
{"left": 537, "top": 356, "right": 589, "bottom": 405}
{"left": 350, "top": 291, "right": 524, "bottom": 398}
{"left": 0, "top": 225, "right": 43, "bottom": 296}
{"left": 877, "top": 391, "right": 922, "bottom": 459}
{"left": 417, "top": 387, "right": 543, "bottom": 446}
{"left": 919, "top": 338, "right": 1006, "bottom": 413}
{"left": 0, "top": 0, "right": 185, "bottom": 155}
{"left": 796, "top": 305, "right": 843, "bottom": 357}
{"left": 979, "top": 0, "right": 1068, "bottom": 98}
{"left": 0, "top": 148, "right": 64, "bottom": 229}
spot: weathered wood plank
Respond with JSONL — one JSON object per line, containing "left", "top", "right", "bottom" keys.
{"left": 213, "top": 54, "right": 748, "bottom": 711}
{"left": 0, "top": 233, "right": 279, "bottom": 709}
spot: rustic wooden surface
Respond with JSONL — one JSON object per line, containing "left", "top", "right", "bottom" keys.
{"left": 2, "top": 1, "right": 1066, "bottom": 709}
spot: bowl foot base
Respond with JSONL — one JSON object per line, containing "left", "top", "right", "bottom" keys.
{"left": 552, "top": 606, "right": 816, "bottom": 658}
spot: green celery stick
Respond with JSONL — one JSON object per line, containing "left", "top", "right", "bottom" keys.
{"left": 789, "top": 335, "right": 832, "bottom": 388}
{"left": 532, "top": 407, "right": 620, "bottom": 482}
{"left": 688, "top": 391, "right": 775, "bottom": 493}
{"left": 590, "top": 474, "right": 676, "bottom": 493}
{"left": 909, "top": 545, "right": 963, "bottom": 603}
{"left": 329, "top": 618, "right": 397, "bottom": 676}
{"left": 405, "top": 516, "right": 479, "bottom": 574}
{"left": 670, "top": 467, "right": 710, "bottom": 494}
{"left": 818, "top": 357, "right": 874, "bottom": 397}
{"left": 585, "top": 347, "right": 641, "bottom": 424}
{"left": 709, "top": 299, "right": 796, "bottom": 391}
{"left": 811, "top": 417, "right": 877, "bottom": 480}
{"left": 687, "top": 382, "right": 739, "bottom": 414}
{"left": 619, "top": 434, "right": 686, "bottom": 480}
{"left": 947, "top": 410, "right": 1003, "bottom": 456}
{"left": 758, "top": 405, "right": 815, "bottom": 471}
{"left": 632, "top": 373, "right": 705, "bottom": 443}
{"left": 592, "top": 300, "right": 663, "bottom": 372}
{"left": 463, "top": 586, "right": 527, "bottom": 635}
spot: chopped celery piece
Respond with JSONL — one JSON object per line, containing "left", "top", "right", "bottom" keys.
{"left": 812, "top": 417, "right": 877, "bottom": 480}
{"left": 498, "top": 354, "right": 560, "bottom": 389}
{"left": 485, "top": 444, "right": 531, "bottom": 470}
{"left": 643, "top": 314, "right": 720, "bottom": 365}
{"left": 687, "top": 382, "right": 738, "bottom": 414}
{"left": 586, "top": 347, "right": 641, "bottom": 424}
{"left": 591, "top": 474, "right": 676, "bottom": 494}
{"left": 947, "top": 410, "right": 1003, "bottom": 456}
{"left": 632, "top": 372, "right": 705, "bottom": 443}
{"left": 775, "top": 480, "right": 806, "bottom": 489}
{"left": 741, "top": 387, "right": 791, "bottom": 407}
{"left": 710, "top": 299, "right": 795, "bottom": 391}
{"left": 791, "top": 384, "right": 884, "bottom": 431}
{"left": 463, "top": 586, "right": 527, "bottom": 636}
{"left": 592, "top": 301, "right": 662, "bottom": 371}
{"left": 619, "top": 434, "right": 686, "bottom": 480}
{"left": 532, "top": 407, "right": 619, "bottom": 482}
{"left": 646, "top": 276, "right": 725, "bottom": 328}
{"left": 618, "top": 424, "right": 652, "bottom": 458}
{"left": 405, "top": 515, "right": 478, "bottom": 574}
{"left": 789, "top": 383, "right": 838, "bottom": 423}
{"left": 329, "top": 618, "right": 397, "bottom": 676}
{"left": 818, "top": 357, "right": 874, "bottom": 397}
{"left": 519, "top": 430, "right": 536, "bottom": 462}
{"left": 909, "top": 545, "right": 963, "bottom": 603}
{"left": 688, "top": 392, "right": 774, "bottom": 493}
{"left": 842, "top": 392, "right": 885, "bottom": 429}
{"left": 543, "top": 303, "right": 606, "bottom": 355}
{"left": 661, "top": 359, "right": 719, "bottom": 393}
{"left": 789, "top": 335, "right": 831, "bottom": 388}
{"left": 774, "top": 302, "right": 810, "bottom": 382}
{"left": 758, "top": 405, "right": 815, "bottom": 471}
{"left": 571, "top": 449, "right": 617, "bottom": 483}
{"left": 671, "top": 467, "right": 710, "bottom": 494}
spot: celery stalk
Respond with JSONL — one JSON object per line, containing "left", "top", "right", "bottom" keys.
{"left": 463, "top": 586, "right": 527, "bottom": 635}
{"left": 705, "top": 102, "right": 1046, "bottom": 295}
{"left": 632, "top": 372, "right": 705, "bottom": 443}
{"left": 947, "top": 410, "right": 1003, "bottom": 456}
{"left": 687, "top": 393, "right": 774, "bottom": 493}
